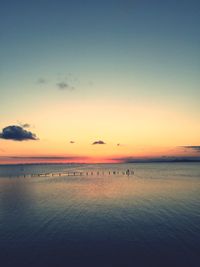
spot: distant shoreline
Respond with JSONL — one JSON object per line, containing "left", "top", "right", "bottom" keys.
{"left": 0, "top": 160, "right": 200, "bottom": 166}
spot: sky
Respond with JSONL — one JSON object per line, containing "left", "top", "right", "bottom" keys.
{"left": 0, "top": 0, "right": 200, "bottom": 164}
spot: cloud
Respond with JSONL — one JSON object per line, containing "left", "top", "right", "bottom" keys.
{"left": 57, "top": 82, "right": 68, "bottom": 89}
{"left": 37, "top": 78, "right": 47, "bottom": 84}
{"left": 9, "top": 156, "right": 84, "bottom": 160}
{"left": 70, "top": 141, "right": 75, "bottom": 144}
{"left": 0, "top": 156, "right": 90, "bottom": 164}
{"left": 57, "top": 73, "right": 78, "bottom": 91}
{"left": 19, "top": 123, "right": 31, "bottom": 128}
{"left": 57, "top": 82, "right": 75, "bottom": 90}
{"left": 36, "top": 73, "right": 78, "bottom": 91}
{"left": 88, "top": 81, "right": 94, "bottom": 86}
{"left": 92, "top": 140, "right": 106, "bottom": 145}
{"left": 110, "top": 156, "right": 200, "bottom": 163}
{"left": 117, "top": 143, "right": 120, "bottom": 146}
{"left": 0, "top": 125, "right": 38, "bottom": 141}
{"left": 181, "top": 146, "right": 200, "bottom": 153}
{"left": 117, "top": 143, "right": 125, "bottom": 147}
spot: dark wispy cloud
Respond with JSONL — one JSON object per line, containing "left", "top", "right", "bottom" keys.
{"left": 88, "top": 81, "right": 94, "bottom": 86}
{"left": 37, "top": 78, "right": 47, "bottom": 84}
{"left": 37, "top": 73, "right": 79, "bottom": 91}
{"left": 57, "top": 82, "right": 75, "bottom": 91}
{"left": 57, "top": 82, "right": 69, "bottom": 90}
{"left": 181, "top": 146, "right": 200, "bottom": 152}
{"left": 111, "top": 156, "right": 200, "bottom": 163}
{"left": 9, "top": 156, "right": 84, "bottom": 160}
{"left": 117, "top": 143, "right": 125, "bottom": 147}
{"left": 0, "top": 156, "right": 89, "bottom": 164}
{"left": 70, "top": 141, "right": 75, "bottom": 144}
{"left": 0, "top": 125, "right": 38, "bottom": 141}
{"left": 56, "top": 72, "right": 81, "bottom": 91}
{"left": 92, "top": 140, "right": 106, "bottom": 145}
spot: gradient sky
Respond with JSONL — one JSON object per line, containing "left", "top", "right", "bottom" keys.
{"left": 0, "top": 0, "right": 200, "bottom": 163}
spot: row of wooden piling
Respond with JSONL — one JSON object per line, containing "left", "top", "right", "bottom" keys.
{"left": 17, "top": 170, "right": 134, "bottom": 178}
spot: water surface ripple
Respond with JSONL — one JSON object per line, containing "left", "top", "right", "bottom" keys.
{"left": 0, "top": 163, "right": 200, "bottom": 267}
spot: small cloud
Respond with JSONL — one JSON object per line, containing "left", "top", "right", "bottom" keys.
{"left": 0, "top": 125, "right": 38, "bottom": 141}
{"left": 57, "top": 82, "right": 68, "bottom": 89}
{"left": 37, "top": 78, "right": 47, "bottom": 84}
{"left": 92, "top": 140, "right": 106, "bottom": 145}
{"left": 117, "top": 143, "right": 125, "bottom": 147}
{"left": 57, "top": 73, "right": 78, "bottom": 91}
{"left": 57, "top": 82, "right": 75, "bottom": 90}
{"left": 181, "top": 146, "right": 200, "bottom": 153}
{"left": 70, "top": 141, "right": 75, "bottom": 144}
{"left": 88, "top": 81, "right": 94, "bottom": 86}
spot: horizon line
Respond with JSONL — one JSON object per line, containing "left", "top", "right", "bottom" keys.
{"left": 0, "top": 155, "right": 200, "bottom": 165}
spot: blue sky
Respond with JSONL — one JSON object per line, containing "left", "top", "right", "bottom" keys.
{"left": 1, "top": 0, "right": 199, "bottom": 98}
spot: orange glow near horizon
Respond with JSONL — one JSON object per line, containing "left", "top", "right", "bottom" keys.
{"left": 0, "top": 99, "right": 200, "bottom": 164}
{"left": 0, "top": 145, "right": 199, "bottom": 165}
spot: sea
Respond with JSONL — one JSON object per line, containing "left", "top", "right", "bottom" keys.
{"left": 0, "top": 163, "right": 200, "bottom": 267}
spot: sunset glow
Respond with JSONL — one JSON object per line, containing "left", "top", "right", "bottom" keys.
{"left": 0, "top": 1, "right": 199, "bottom": 164}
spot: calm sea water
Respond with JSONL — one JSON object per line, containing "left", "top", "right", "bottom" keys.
{"left": 0, "top": 163, "right": 200, "bottom": 267}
